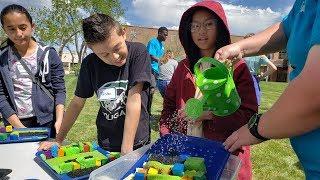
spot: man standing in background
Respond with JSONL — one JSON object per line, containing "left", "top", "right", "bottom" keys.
{"left": 146, "top": 27, "right": 168, "bottom": 120}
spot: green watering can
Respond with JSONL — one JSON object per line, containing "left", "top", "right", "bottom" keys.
{"left": 185, "top": 57, "right": 241, "bottom": 119}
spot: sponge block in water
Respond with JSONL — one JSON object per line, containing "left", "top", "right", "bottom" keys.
{"left": 184, "top": 157, "right": 206, "bottom": 172}
{"left": 172, "top": 163, "right": 184, "bottom": 176}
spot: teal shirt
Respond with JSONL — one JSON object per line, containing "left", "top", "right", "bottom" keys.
{"left": 244, "top": 55, "right": 268, "bottom": 75}
{"left": 282, "top": 0, "right": 320, "bottom": 178}
{"left": 147, "top": 37, "right": 165, "bottom": 74}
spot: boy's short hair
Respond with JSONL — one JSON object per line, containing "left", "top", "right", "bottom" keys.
{"left": 158, "top": 26, "right": 168, "bottom": 34}
{"left": 82, "top": 13, "right": 122, "bottom": 44}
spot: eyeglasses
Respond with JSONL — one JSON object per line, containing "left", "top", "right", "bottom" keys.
{"left": 190, "top": 19, "right": 217, "bottom": 33}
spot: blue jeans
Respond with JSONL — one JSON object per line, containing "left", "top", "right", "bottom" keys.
{"left": 157, "top": 79, "right": 170, "bottom": 97}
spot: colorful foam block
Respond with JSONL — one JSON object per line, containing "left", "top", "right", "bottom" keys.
{"left": 9, "top": 133, "right": 19, "bottom": 140}
{"left": 0, "top": 133, "right": 7, "bottom": 141}
{"left": 184, "top": 157, "right": 206, "bottom": 172}
{"left": 134, "top": 172, "right": 145, "bottom": 180}
{"left": 83, "top": 144, "right": 90, "bottom": 152}
{"left": 147, "top": 174, "right": 181, "bottom": 180}
{"left": 92, "top": 142, "right": 99, "bottom": 150}
{"left": 184, "top": 170, "right": 197, "bottom": 178}
{"left": 101, "top": 158, "right": 109, "bottom": 165}
{"left": 0, "top": 127, "right": 6, "bottom": 133}
{"left": 44, "top": 150, "right": 52, "bottom": 159}
{"left": 96, "top": 160, "right": 101, "bottom": 167}
{"left": 65, "top": 146, "right": 81, "bottom": 156}
{"left": 110, "top": 152, "right": 121, "bottom": 159}
{"left": 40, "top": 153, "right": 46, "bottom": 161}
{"left": 58, "top": 148, "right": 64, "bottom": 157}
{"left": 84, "top": 142, "right": 93, "bottom": 151}
{"left": 172, "top": 163, "right": 184, "bottom": 176}
{"left": 51, "top": 145, "right": 59, "bottom": 157}
{"left": 77, "top": 157, "right": 96, "bottom": 169}
{"left": 59, "top": 162, "right": 73, "bottom": 174}
{"left": 72, "top": 162, "right": 81, "bottom": 170}
{"left": 148, "top": 167, "right": 159, "bottom": 175}
{"left": 194, "top": 171, "right": 206, "bottom": 180}
{"left": 5, "top": 126, "right": 13, "bottom": 133}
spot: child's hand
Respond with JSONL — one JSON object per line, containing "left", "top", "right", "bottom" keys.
{"left": 194, "top": 111, "right": 214, "bottom": 126}
{"left": 121, "top": 143, "right": 133, "bottom": 155}
{"left": 54, "top": 120, "right": 62, "bottom": 134}
{"left": 38, "top": 140, "right": 61, "bottom": 151}
{"left": 223, "top": 124, "right": 263, "bottom": 152}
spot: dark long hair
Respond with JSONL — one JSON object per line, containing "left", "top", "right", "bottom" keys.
{"left": 1, "top": 4, "right": 33, "bottom": 26}
{"left": 0, "top": 4, "right": 34, "bottom": 47}
{"left": 180, "top": 7, "right": 230, "bottom": 73}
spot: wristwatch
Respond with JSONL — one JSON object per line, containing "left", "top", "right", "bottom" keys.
{"left": 248, "top": 113, "right": 269, "bottom": 141}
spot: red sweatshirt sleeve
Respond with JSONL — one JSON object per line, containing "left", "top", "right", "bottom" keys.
{"left": 159, "top": 64, "right": 179, "bottom": 136}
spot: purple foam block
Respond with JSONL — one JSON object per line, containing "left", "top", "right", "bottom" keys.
{"left": 0, "top": 127, "right": 6, "bottom": 133}
{"left": 44, "top": 150, "right": 52, "bottom": 159}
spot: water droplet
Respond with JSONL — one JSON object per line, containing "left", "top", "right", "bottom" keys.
{"left": 223, "top": 110, "right": 229, "bottom": 113}
{"left": 213, "top": 80, "right": 218, "bottom": 84}
{"left": 216, "top": 93, "right": 221, "bottom": 97}
{"left": 226, "top": 99, "right": 231, "bottom": 103}
{"left": 204, "top": 85, "right": 209, "bottom": 90}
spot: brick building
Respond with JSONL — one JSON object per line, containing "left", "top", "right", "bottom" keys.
{"left": 124, "top": 25, "right": 288, "bottom": 82}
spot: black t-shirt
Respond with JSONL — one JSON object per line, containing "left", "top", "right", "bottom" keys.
{"left": 75, "top": 41, "right": 151, "bottom": 151}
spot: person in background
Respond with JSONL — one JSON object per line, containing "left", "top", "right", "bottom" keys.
{"left": 146, "top": 27, "right": 168, "bottom": 120}
{"left": 217, "top": 0, "right": 320, "bottom": 178}
{"left": 157, "top": 50, "right": 178, "bottom": 97}
{"left": 243, "top": 33, "right": 277, "bottom": 105}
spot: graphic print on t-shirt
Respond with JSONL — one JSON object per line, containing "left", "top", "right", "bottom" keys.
{"left": 97, "top": 80, "right": 128, "bottom": 121}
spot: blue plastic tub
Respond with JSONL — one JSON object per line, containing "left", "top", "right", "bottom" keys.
{"left": 0, "top": 127, "right": 50, "bottom": 144}
{"left": 121, "top": 133, "right": 230, "bottom": 180}
{"left": 35, "top": 147, "right": 110, "bottom": 180}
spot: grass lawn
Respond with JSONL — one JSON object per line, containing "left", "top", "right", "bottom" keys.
{"left": 1, "top": 75, "right": 304, "bottom": 179}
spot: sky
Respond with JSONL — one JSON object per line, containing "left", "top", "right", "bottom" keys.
{"left": 0, "top": 0, "right": 295, "bottom": 36}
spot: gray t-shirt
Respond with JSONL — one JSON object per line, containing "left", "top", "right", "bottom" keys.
{"left": 158, "top": 59, "right": 178, "bottom": 81}
{"left": 8, "top": 46, "right": 38, "bottom": 118}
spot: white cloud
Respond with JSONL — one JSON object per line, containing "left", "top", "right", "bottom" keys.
{"left": 220, "top": 2, "right": 290, "bottom": 35}
{"left": 119, "top": 16, "right": 131, "bottom": 25}
{"left": 130, "top": 0, "right": 292, "bottom": 36}
{"left": 132, "top": 0, "right": 196, "bottom": 26}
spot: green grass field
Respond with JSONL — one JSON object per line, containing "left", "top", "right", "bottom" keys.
{"left": 1, "top": 75, "right": 304, "bottom": 179}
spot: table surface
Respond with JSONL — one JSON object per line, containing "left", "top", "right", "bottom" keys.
{"left": 0, "top": 142, "right": 52, "bottom": 180}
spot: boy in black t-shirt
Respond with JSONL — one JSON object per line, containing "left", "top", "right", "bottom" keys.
{"left": 39, "top": 14, "right": 151, "bottom": 155}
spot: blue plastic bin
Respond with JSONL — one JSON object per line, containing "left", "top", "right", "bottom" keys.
{"left": 121, "top": 134, "right": 230, "bottom": 180}
{"left": 0, "top": 127, "right": 50, "bottom": 144}
{"left": 35, "top": 147, "right": 111, "bottom": 180}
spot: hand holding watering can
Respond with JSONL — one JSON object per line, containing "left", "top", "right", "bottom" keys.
{"left": 185, "top": 57, "right": 241, "bottom": 120}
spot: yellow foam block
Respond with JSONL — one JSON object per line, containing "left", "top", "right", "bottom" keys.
{"left": 72, "top": 162, "right": 81, "bottom": 170}
{"left": 5, "top": 126, "right": 13, "bottom": 132}
{"left": 148, "top": 167, "right": 159, "bottom": 175}
{"left": 96, "top": 160, "right": 101, "bottom": 167}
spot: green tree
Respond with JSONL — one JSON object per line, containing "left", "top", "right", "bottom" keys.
{"left": 33, "top": 0, "right": 123, "bottom": 62}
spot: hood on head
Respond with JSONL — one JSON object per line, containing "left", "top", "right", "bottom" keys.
{"left": 179, "top": 1, "right": 231, "bottom": 72}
